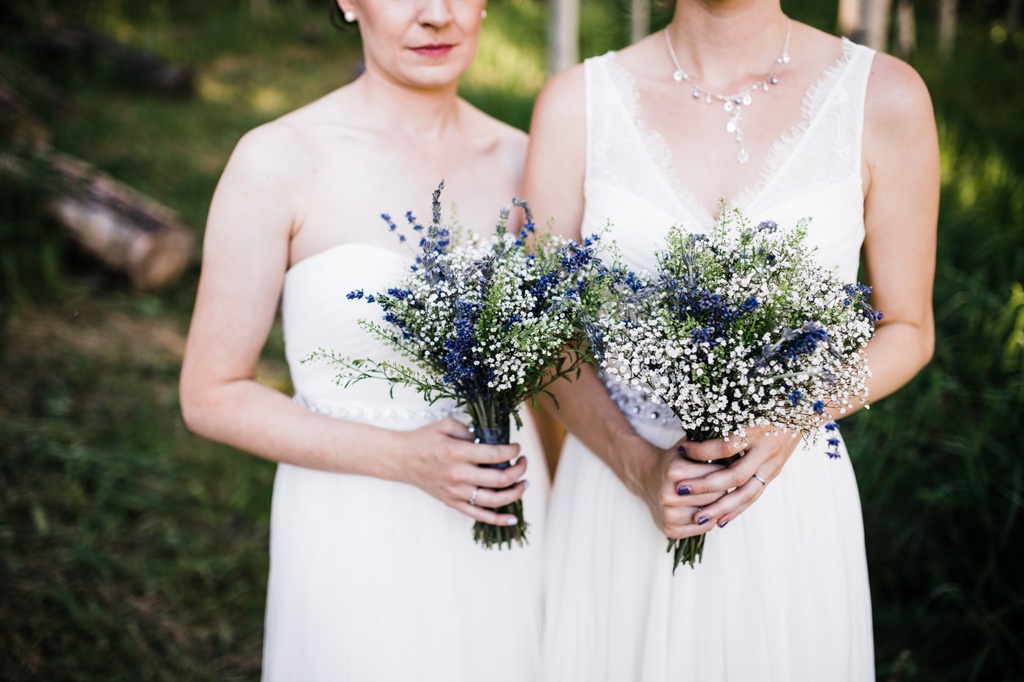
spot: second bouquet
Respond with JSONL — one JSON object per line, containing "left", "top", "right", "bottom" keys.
{"left": 601, "top": 209, "right": 880, "bottom": 572}
{"left": 309, "top": 182, "right": 610, "bottom": 549}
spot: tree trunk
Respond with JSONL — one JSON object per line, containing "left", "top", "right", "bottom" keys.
{"left": 837, "top": 0, "right": 866, "bottom": 43}
{"left": 631, "top": 0, "right": 650, "bottom": 45}
{"left": 548, "top": 0, "right": 580, "bottom": 73}
{"left": 896, "top": 0, "right": 916, "bottom": 59}
{"left": 250, "top": 0, "right": 271, "bottom": 17}
{"left": 864, "top": 0, "right": 894, "bottom": 52}
{"left": 938, "top": 0, "right": 959, "bottom": 58}
{"left": 1, "top": 150, "right": 196, "bottom": 291}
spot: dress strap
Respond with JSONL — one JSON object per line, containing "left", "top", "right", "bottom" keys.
{"left": 843, "top": 40, "right": 877, "bottom": 179}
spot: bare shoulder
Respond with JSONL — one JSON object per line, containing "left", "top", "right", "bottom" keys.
{"left": 220, "top": 87, "right": 359, "bottom": 203}
{"left": 527, "top": 61, "right": 586, "bottom": 158}
{"left": 864, "top": 52, "right": 935, "bottom": 132}
{"left": 456, "top": 99, "right": 529, "bottom": 181}
{"left": 467, "top": 102, "right": 528, "bottom": 153}
{"left": 533, "top": 62, "right": 586, "bottom": 122}
{"left": 224, "top": 114, "right": 316, "bottom": 195}
{"left": 464, "top": 104, "right": 527, "bottom": 144}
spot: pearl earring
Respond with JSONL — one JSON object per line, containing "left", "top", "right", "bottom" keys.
{"left": 343, "top": 10, "right": 356, "bottom": 23}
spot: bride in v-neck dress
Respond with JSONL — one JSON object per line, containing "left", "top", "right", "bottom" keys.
{"left": 525, "top": 2, "right": 938, "bottom": 680}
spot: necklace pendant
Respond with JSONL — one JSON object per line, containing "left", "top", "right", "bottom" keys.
{"left": 673, "top": 70, "right": 684, "bottom": 82}
{"left": 762, "top": 82, "right": 769, "bottom": 92}
{"left": 692, "top": 89, "right": 701, "bottom": 99}
{"left": 770, "top": 75, "right": 779, "bottom": 85}
{"left": 726, "top": 120, "right": 737, "bottom": 134}
{"left": 742, "top": 94, "right": 752, "bottom": 106}
{"left": 723, "top": 101, "right": 733, "bottom": 112}
{"left": 705, "top": 94, "right": 712, "bottom": 104}
{"left": 737, "top": 148, "right": 749, "bottom": 164}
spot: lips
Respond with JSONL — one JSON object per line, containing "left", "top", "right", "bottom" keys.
{"left": 411, "top": 44, "right": 454, "bottom": 57}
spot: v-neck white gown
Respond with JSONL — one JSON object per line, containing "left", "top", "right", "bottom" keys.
{"left": 262, "top": 243, "right": 549, "bottom": 681}
{"left": 542, "top": 40, "right": 876, "bottom": 681}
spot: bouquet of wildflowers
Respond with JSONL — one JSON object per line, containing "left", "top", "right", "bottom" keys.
{"left": 601, "top": 210, "right": 880, "bottom": 572}
{"left": 309, "top": 182, "right": 611, "bottom": 549}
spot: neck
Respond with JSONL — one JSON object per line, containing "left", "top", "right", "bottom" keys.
{"left": 666, "top": 1, "right": 789, "bottom": 92}
{"left": 351, "top": 66, "right": 463, "bottom": 140}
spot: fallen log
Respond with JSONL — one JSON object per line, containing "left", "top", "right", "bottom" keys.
{"left": 23, "top": 22, "right": 193, "bottom": 98}
{"left": 1, "top": 150, "right": 196, "bottom": 291}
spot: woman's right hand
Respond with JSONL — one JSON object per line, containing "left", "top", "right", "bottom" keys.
{"left": 396, "top": 417, "right": 528, "bottom": 526}
{"left": 625, "top": 437, "right": 724, "bottom": 539}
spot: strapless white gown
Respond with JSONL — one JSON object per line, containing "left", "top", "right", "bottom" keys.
{"left": 543, "top": 41, "right": 877, "bottom": 681}
{"left": 262, "top": 243, "right": 549, "bottom": 681}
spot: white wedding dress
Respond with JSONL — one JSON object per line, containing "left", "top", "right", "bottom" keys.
{"left": 263, "top": 243, "right": 549, "bottom": 680}
{"left": 543, "top": 40, "right": 876, "bottom": 681}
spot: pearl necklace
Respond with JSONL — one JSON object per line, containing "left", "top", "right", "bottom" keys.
{"left": 664, "top": 19, "right": 792, "bottom": 164}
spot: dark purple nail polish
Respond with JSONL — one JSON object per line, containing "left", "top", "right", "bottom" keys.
{"left": 697, "top": 515, "right": 710, "bottom": 525}
{"left": 677, "top": 445, "right": 688, "bottom": 456}
{"left": 677, "top": 485, "right": 691, "bottom": 496}
{"left": 718, "top": 520, "right": 729, "bottom": 528}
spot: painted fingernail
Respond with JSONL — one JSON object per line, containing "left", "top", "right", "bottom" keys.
{"left": 677, "top": 485, "right": 691, "bottom": 495}
{"left": 718, "top": 520, "right": 729, "bottom": 528}
{"left": 523, "top": 480, "right": 530, "bottom": 490}
{"left": 677, "top": 445, "right": 688, "bottom": 456}
{"left": 697, "top": 515, "right": 710, "bottom": 525}
{"left": 505, "top": 517, "right": 519, "bottom": 526}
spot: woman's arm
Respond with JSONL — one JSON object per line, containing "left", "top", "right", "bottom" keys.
{"left": 674, "top": 53, "right": 940, "bottom": 526}
{"left": 179, "top": 124, "right": 527, "bottom": 526}
{"left": 524, "top": 67, "right": 722, "bottom": 538}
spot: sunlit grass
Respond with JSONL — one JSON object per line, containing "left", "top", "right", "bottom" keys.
{"left": 1, "top": 1, "right": 1023, "bottom": 680}
{"left": 939, "top": 119, "right": 1022, "bottom": 214}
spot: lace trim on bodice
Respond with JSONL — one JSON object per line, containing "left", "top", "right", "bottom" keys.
{"left": 293, "top": 393, "right": 458, "bottom": 426}
{"left": 587, "top": 38, "right": 874, "bottom": 228}
{"left": 750, "top": 38, "right": 862, "bottom": 205}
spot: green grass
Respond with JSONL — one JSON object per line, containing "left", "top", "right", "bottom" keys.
{"left": 1, "top": 1, "right": 1022, "bottom": 679}
{"left": 843, "top": 19, "right": 1024, "bottom": 681}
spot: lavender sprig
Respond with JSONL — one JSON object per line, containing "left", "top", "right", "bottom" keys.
{"left": 601, "top": 209, "right": 878, "bottom": 570}
{"left": 307, "top": 183, "right": 617, "bottom": 549}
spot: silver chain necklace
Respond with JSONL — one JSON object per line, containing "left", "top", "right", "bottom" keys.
{"left": 664, "top": 19, "right": 792, "bottom": 164}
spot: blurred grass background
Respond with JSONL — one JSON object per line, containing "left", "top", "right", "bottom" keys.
{"left": 1, "top": 0, "right": 1021, "bottom": 680}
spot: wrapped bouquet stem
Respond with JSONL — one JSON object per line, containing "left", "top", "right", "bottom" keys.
{"left": 602, "top": 209, "right": 881, "bottom": 572}
{"left": 309, "top": 182, "right": 613, "bottom": 549}
{"left": 464, "top": 402, "right": 515, "bottom": 546}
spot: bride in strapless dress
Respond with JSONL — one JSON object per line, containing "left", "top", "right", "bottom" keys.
{"left": 525, "top": 0, "right": 938, "bottom": 679}
{"left": 180, "top": 3, "right": 547, "bottom": 680}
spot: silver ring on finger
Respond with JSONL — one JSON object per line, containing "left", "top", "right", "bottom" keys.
{"left": 752, "top": 473, "right": 767, "bottom": 487}
{"left": 469, "top": 487, "right": 480, "bottom": 505}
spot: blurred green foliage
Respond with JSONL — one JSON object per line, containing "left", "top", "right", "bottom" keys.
{"left": 0, "top": 1, "right": 1021, "bottom": 680}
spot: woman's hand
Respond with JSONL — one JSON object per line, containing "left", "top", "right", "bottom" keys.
{"left": 624, "top": 436, "right": 725, "bottom": 539}
{"left": 396, "top": 417, "right": 529, "bottom": 527}
{"left": 673, "top": 427, "right": 803, "bottom": 528}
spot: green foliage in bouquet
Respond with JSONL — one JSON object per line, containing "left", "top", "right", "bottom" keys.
{"left": 309, "top": 183, "right": 615, "bottom": 549}
{"left": 602, "top": 209, "right": 879, "bottom": 571}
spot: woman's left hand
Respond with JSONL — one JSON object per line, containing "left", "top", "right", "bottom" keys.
{"left": 673, "top": 427, "right": 802, "bottom": 528}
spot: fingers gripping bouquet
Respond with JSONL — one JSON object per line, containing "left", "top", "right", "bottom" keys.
{"left": 601, "top": 209, "right": 880, "bottom": 572}
{"left": 309, "top": 182, "right": 612, "bottom": 549}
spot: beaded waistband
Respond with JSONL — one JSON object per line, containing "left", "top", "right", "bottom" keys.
{"left": 601, "top": 374, "right": 683, "bottom": 429}
{"left": 292, "top": 393, "right": 458, "bottom": 425}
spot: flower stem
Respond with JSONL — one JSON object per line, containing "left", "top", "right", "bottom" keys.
{"left": 469, "top": 408, "right": 529, "bottom": 549}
